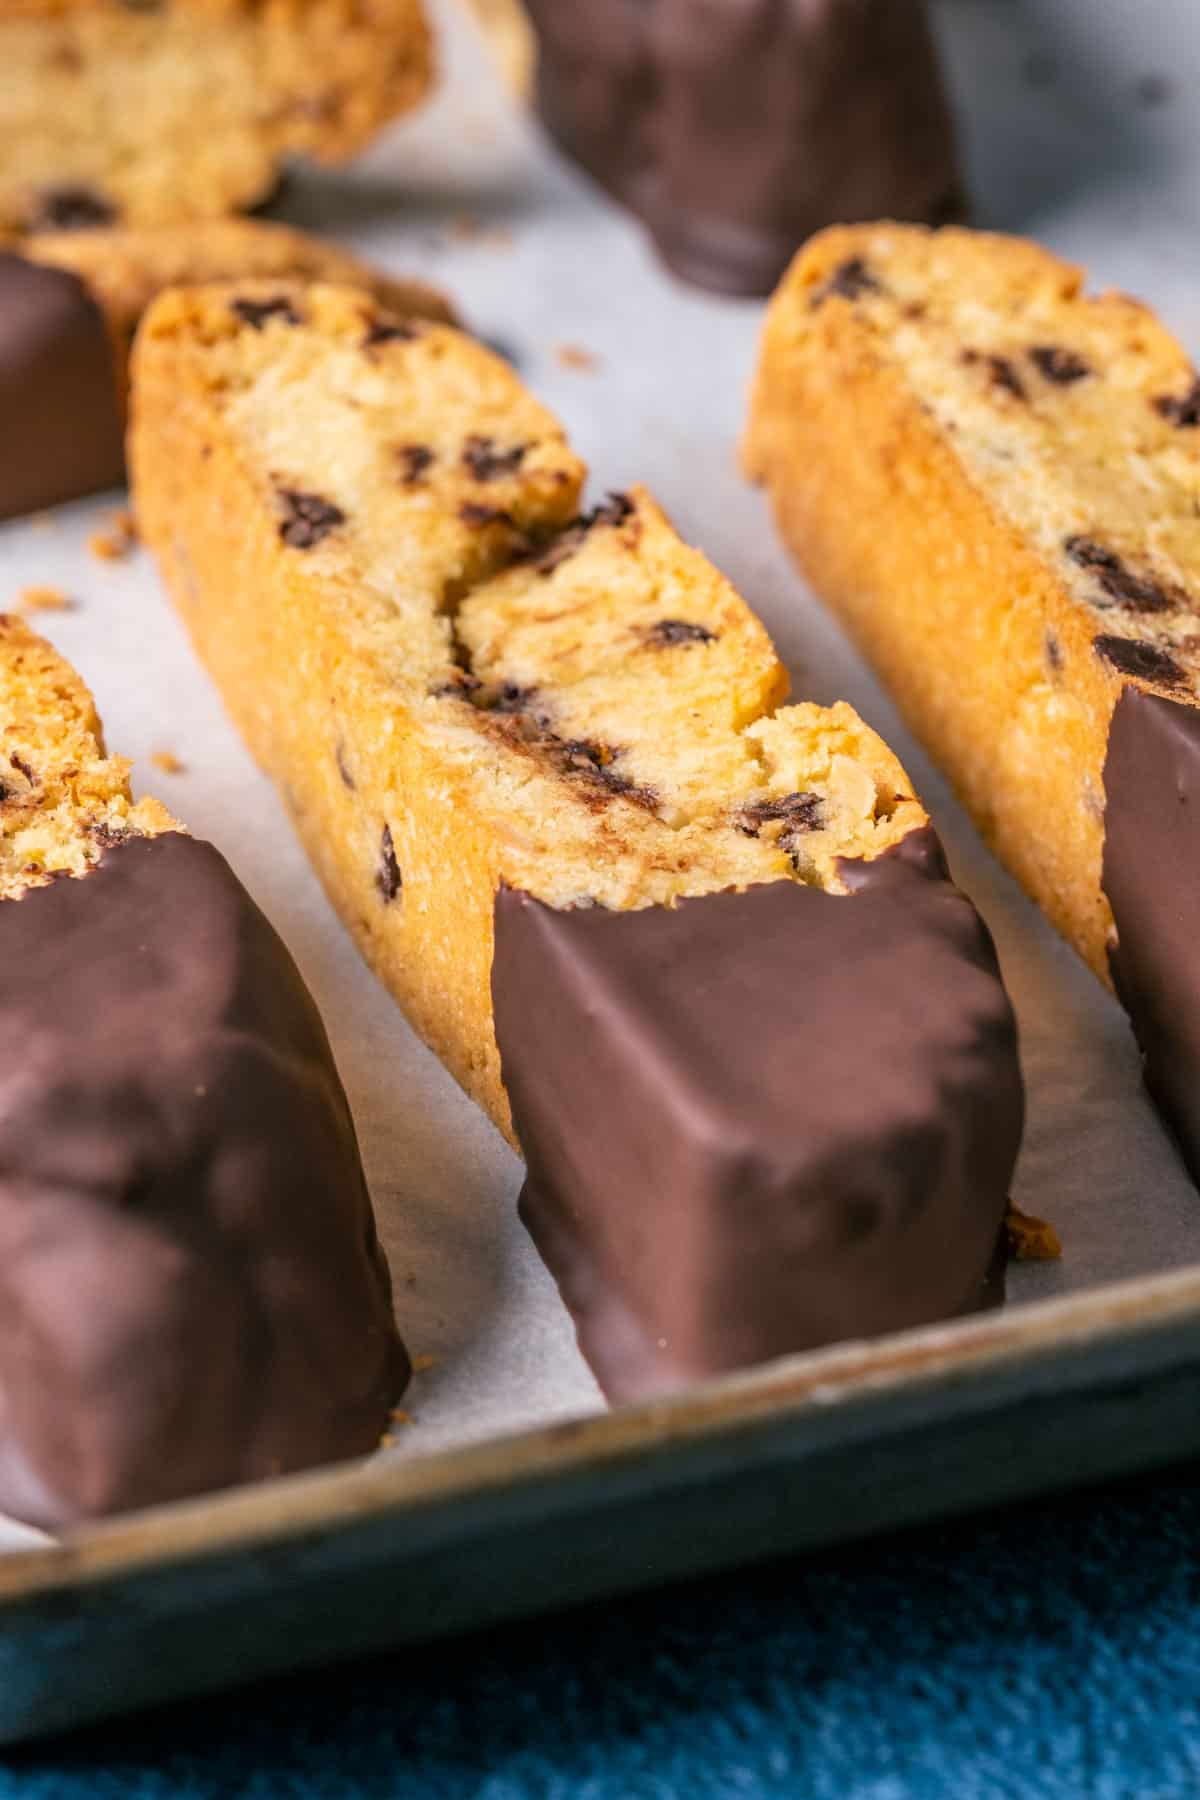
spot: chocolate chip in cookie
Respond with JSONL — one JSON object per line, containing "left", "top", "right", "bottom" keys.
{"left": 33, "top": 184, "right": 116, "bottom": 230}
{"left": 278, "top": 489, "right": 345, "bottom": 550}
{"left": 398, "top": 445, "right": 435, "bottom": 486}
{"left": 737, "top": 792, "right": 826, "bottom": 841}
{"left": 1094, "top": 634, "right": 1189, "bottom": 689}
{"left": 462, "top": 437, "right": 529, "bottom": 482}
{"left": 231, "top": 295, "right": 302, "bottom": 331}
{"left": 363, "top": 315, "right": 422, "bottom": 350}
{"left": 376, "top": 825, "right": 402, "bottom": 902}
{"left": 459, "top": 502, "right": 516, "bottom": 529}
{"left": 963, "top": 350, "right": 1027, "bottom": 401}
{"left": 1030, "top": 346, "right": 1092, "bottom": 385}
{"left": 811, "top": 258, "right": 881, "bottom": 308}
{"left": 645, "top": 619, "right": 717, "bottom": 647}
{"left": 1154, "top": 378, "right": 1200, "bottom": 427}
{"left": 1065, "top": 538, "right": 1177, "bottom": 614}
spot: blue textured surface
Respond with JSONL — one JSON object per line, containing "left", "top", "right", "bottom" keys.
{"left": 5, "top": 1467, "right": 1200, "bottom": 1798}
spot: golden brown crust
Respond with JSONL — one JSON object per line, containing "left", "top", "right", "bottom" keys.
{"left": 131, "top": 279, "right": 931, "bottom": 1140}
{"left": 745, "top": 223, "right": 1200, "bottom": 982}
{"left": 0, "top": 0, "right": 432, "bottom": 232}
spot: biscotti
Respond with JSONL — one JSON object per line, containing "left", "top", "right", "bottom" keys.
{"left": 131, "top": 279, "right": 1023, "bottom": 1401}
{"left": 744, "top": 222, "right": 1200, "bottom": 1178}
{"left": 0, "top": 0, "right": 432, "bottom": 235}
{"left": 0, "top": 615, "right": 406, "bottom": 1526}
{"left": 0, "top": 220, "right": 451, "bottom": 523}
{"left": 501, "top": 0, "right": 960, "bottom": 295}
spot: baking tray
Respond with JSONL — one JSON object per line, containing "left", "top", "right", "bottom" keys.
{"left": 4, "top": 0, "right": 1200, "bottom": 1744}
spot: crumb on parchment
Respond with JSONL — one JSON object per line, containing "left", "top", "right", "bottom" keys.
{"left": 14, "top": 585, "right": 74, "bottom": 614}
{"left": 1005, "top": 1202, "right": 1063, "bottom": 1262}
{"left": 88, "top": 509, "right": 139, "bottom": 561}
{"left": 151, "top": 749, "right": 185, "bottom": 775}
{"left": 554, "top": 342, "right": 600, "bottom": 372}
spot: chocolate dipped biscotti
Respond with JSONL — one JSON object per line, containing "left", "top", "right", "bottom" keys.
{"left": 745, "top": 223, "right": 1200, "bottom": 1178}
{"left": 0, "top": 218, "right": 451, "bottom": 522}
{"left": 0, "top": 616, "right": 406, "bottom": 1527}
{"left": 131, "top": 281, "right": 1023, "bottom": 1402}
{"left": 0, "top": 0, "right": 432, "bottom": 236}
{"left": 472, "top": 0, "right": 961, "bottom": 296}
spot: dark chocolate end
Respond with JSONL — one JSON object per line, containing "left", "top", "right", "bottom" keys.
{"left": 524, "top": 0, "right": 962, "bottom": 297}
{"left": 493, "top": 828, "right": 1022, "bottom": 1402}
{"left": 1104, "top": 687, "right": 1200, "bottom": 1181}
{"left": 0, "top": 253, "right": 125, "bottom": 522}
{"left": 0, "top": 834, "right": 406, "bottom": 1527}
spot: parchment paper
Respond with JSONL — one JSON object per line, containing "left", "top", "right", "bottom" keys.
{"left": 3, "top": 0, "right": 1200, "bottom": 1552}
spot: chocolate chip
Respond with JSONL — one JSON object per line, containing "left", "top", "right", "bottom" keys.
{"left": 528, "top": 494, "right": 634, "bottom": 577}
{"left": 1030, "top": 346, "right": 1092, "bottom": 385}
{"left": 1045, "top": 631, "right": 1064, "bottom": 676}
{"left": 1064, "top": 537, "right": 1177, "bottom": 615}
{"left": 33, "top": 185, "right": 116, "bottom": 230}
{"left": 9, "top": 754, "right": 36, "bottom": 784}
{"left": 963, "top": 350, "right": 1027, "bottom": 401}
{"left": 459, "top": 502, "right": 516, "bottom": 529}
{"left": 737, "top": 792, "right": 826, "bottom": 840}
{"left": 376, "top": 825, "right": 402, "bottom": 902}
{"left": 811, "top": 258, "right": 880, "bottom": 307}
{"left": 462, "top": 436, "right": 529, "bottom": 482}
{"left": 278, "top": 489, "right": 345, "bottom": 550}
{"left": 1094, "top": 635, "right": 1189, "bottom": 689}
{"left": 645, "top": 619, "right": 717, "bottom": 647}
{"left": 363, "top": 316, "right": 420, "bottom": 350}
{"left": 481, "top": 681, "right": 537, "bottom": 714}
{"left": 231, "top": 295, "right": 302, "bottom": 331}
{"left": 398, "top": 445, "right": 435, "bottom": 486}
{"left": 335, "top": 742, "right": 355, "bottom": 791}
{"left": 501, "top": 731, "right": 654, "bottom": 807}
{"left": 988, "top": 356, "right": 1026, "bottom": 400}
{"left": 1154, "top": 379, "right": 1200, "bottom": 427}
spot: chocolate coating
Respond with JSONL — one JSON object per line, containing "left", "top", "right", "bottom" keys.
{"left": 493, "top": 828, "right": 1022, "bottom": 1403}
{"left": 0, "top": 252, "right": 124, "bottom": 522}
{"left": 523, "top": 0, "right": 962, "bottom": 297}
{"left": 1104, "top": 685, "right": 1200, "bottom": 1183}
{"left": 0, "top": 834, "right": 407, "bottom": 1528}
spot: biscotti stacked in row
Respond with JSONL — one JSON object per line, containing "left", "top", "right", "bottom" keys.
{"left": 0, "top": 219, "right": 451, "bottom": 522}
{"left": 130, "top": 280, "right": 1023, "bottom": 1401}
{"left": 0, "top": 616, "right": 405, "bottom": 1527}
{"left": 745, "top": 223, "right": 1200, "bottom": 1178}
{"left": 0, "top": 0, "right": 432, "bottom": 235}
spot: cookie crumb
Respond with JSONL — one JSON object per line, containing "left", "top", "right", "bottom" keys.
{"left": 151, "top": 749, "right": 185, "bottom": 775}
{"left": 411, "top": 1353, "right": 438, "bottom": 1374}
{"left": 1004, "top": 1202, "right": 1062, "bottom": 1262}
{"left": 88, "top": 509, "right": 139, "bottom": 562}
{"left": 14, "top": 585, "right": 74, "bottom": 614}
{"left": 389, "top": 1408, "right": 413, "bottom": 1426}
{"left": 555, "top": 342, "right": 600, "bottom": 373}
{"left": 450, "top": 214, "right": 512, "bottom": 250}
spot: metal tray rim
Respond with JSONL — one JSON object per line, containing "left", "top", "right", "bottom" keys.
{"left": 6, "top": 1260, "right": 1200, "bottom": 1611}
